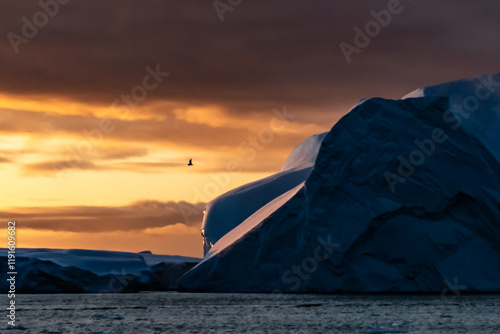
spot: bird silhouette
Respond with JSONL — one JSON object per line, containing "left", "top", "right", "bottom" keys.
{"left": 188, "top": 159, "right": 193, "bottom": 166}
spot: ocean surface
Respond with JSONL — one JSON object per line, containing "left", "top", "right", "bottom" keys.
{"left": 5, "top": 292, "right": 500, "bottom": 333}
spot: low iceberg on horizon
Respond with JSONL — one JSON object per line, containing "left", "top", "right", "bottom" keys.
{"left": 0, "top": 248, "right": 200, "bottom": 293}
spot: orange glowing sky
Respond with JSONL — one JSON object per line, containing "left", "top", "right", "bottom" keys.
{"left": 1, "top": 0, "right": 498, "bottom": 257}
{"left": 1, "top": 94, "right": 329, "bottom": 257}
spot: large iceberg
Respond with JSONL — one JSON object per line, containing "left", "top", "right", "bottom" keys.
{"left": 180, "top": 72, "right": 500, "bottom": 292}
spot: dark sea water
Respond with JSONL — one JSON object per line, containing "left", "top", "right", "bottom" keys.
{"left": 4, "top": 292, "right": 500, "bottom": 333}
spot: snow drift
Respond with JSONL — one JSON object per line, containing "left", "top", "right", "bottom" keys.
{"left": 0, "top": 248, "right": 200, "bottom": 293}
{"left": 180, "top": 72, "right": 500, "bottom": 292}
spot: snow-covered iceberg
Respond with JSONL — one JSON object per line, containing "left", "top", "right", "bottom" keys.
{"left": 0, "top": 248, "right": 200, "bottom": 293}
{"left": 180, "top": 72, "right": 500, "bottom": 292}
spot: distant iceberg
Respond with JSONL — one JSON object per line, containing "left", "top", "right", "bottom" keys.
{"left": 0, "top": 248, "right": 200, "bottom": 293}
{"left": 180, "top": 72, "right": 500, "bottom": 292}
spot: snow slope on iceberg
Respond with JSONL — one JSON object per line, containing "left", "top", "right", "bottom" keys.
{"left": 280, "top": 133, "right": 327, "bottom": 171}
{"left": 201, "top": 133, "right": 326, "bottom": 254}
{"left": 205, "top": 182, "right": 304, "bottom": 261}
{"left": 180, "top": 73, "right": 500, "bottom": 292}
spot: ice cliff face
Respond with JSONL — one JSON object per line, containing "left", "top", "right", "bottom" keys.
{"left": 180, "top": 73, "right": 500, "bottom": 292}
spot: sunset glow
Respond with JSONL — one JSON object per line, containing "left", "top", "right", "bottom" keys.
{"left": 1, "top": 0, "right": 497, "bottom": 257}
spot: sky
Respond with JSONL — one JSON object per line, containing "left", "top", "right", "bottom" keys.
{"left": 1, "top": 0, "right": 499, "bottom": 257}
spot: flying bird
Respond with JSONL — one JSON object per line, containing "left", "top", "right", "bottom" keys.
{"left": 188, "top": 159, "right": 193, "bottom": 166}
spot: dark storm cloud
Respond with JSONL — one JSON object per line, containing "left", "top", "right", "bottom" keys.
{"left": 1, "top": 0, "right": 499, "bottom": 119}
{"left": 1, "top": 200, "right": 205, "bottom": 232}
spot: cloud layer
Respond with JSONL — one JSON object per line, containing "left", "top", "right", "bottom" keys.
{"left": 2, "top": 200, "right": 205, "bottom": 232}
{"left": 1, "top": 0, "right": 499, "bottom": 114}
